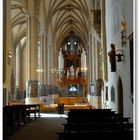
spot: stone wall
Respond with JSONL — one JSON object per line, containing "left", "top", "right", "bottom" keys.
{"left": 106, "top": 0, "right": 133, "bottom": 122}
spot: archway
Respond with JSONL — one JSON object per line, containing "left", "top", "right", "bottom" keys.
{"left": 117, "top": 77, "right": 123, "bottom": 115}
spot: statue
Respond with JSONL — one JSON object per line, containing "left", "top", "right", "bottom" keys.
{"left": 108, "top": 44, "right": 116, "bottom": 72}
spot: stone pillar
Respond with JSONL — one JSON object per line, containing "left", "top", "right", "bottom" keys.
{"left": 16, "top": 46, "right": 21, "bottom": 88}
{"left": 91, "top": 33, "right": 95, "bottom": 84}
{"left": 3, "top": 0, "right": 12, "bottom": 105}
{"left": 90, "top": 32, "right": 102, "bottom": 108}
{"left": 101, "top": 0, "right": 108, "bottom": 82}
{"left": 101, "top": 0, "right": 108, "bottom": 108}
{"left": 92, "top": 79, "right": 103, "bottom": 109}
{"left": 97, "top": 41, "right": 102, "bottom": 79}
{"left": 15, "top": 46, "right": 22, "bottom": 99}
{"left": 94, "top": 36, "right": 99, "bottom": 79}
{"left": 39, "top": 32, "right": 44, "bottom": 85}
{"left": 43, "top": 32, "right": 48, "bottom": 85}
{"left": 37, "top": 32, "right": 43, "bottom": 97}
{"left": 26, "top": 0, "right": 39, "bottom": 98}
{"left": 47, "top": 43, "right": 51, "bottom": 85}
{"left": 53, "top": 39, "right": 58, "bottom": 85}
{"left": 21, "top": 47, "right": 27, "bottom": 98}
{"left": 86, "top": 37, "right": 90, "bottom": 96}
{"left": 38, "top": 31, "right": 48, "bottom": 96}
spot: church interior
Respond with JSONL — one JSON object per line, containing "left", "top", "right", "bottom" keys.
{"left": 3, "top": 0, "right": 134, "bottom": 140}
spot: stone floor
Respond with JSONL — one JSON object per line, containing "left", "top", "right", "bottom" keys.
{"left": 6, "top": 113, "right": 67, "bottom": 140}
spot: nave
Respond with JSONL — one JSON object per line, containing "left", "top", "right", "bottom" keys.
{"left": 3, "top": 0, "right": 134, "bottom": 139}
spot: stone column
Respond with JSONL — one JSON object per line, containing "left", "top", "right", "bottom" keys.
{"left": 101, "top": 0, "right": 108, "bottom": 82}
{"left": 43, "top": 32, "right": 48, "bottom": 85}
{"left": 52, "top": 38, "right": 58, "bottom": 86}
{"left": 37, "top": 32, "right": 43, "bottom": 97}
{"left": 90, "top": 29, "right": 102, "bottom": 108}
{"left": 3, "top": 0, "right": 12, "bottom": 105}
{"left": 38, "top": 32, "right": 48, "bottom": 96}
{"left": 101, "top": 0, "right": 108, "bottom": 108}
{"left": 26, "top": 0, "right": 39, "bottom": 98}
{"left": 39, "top": 32, "right": 44, "bottom": 85}
{"left": 93, "top": 79, "right": 103, "bottom": 108}
{"left": 47, "top": 41, "right": 53, "bottom": 86}
{"left": 91, "top": 33, "right": 95, "bottom": 84}
{"left": 47, "top": 43, "right": 51, "bottom": 85}
{"left": 16, "top": 46, "right": 21, "bottom": 88}
{"left": 95, "top": 36, "right": 99, "bottom": 79}
{"left": 15, "top": 46, "right": 22, "bottom": 99}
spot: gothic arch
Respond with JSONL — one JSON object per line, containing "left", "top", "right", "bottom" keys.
{"left": 117, "top": 76, "right": 123, "bottom": 115}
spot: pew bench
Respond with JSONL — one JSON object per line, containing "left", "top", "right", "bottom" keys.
{"left": 57, "top": 131, "right": 133, "bottom": 140}
{"left": 62, "top": 122, "right": 130, "bottom": 132}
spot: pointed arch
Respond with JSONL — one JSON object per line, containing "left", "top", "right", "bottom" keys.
{"left": 117, "top": 76, "right": 123, "bottom": 115}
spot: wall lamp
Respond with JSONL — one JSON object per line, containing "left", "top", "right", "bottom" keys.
{"left": 116, "top": 50, "right": 124, "bottom": 62}
{"left": 120, "top": 19, "right": 126, "bottom": 47}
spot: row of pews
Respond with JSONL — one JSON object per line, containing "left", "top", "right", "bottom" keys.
{"left": 57, "top": 109, "right": 133, "bottom": 140}
{"left": 3, "top": 104, "right": 40, "bottom": 140}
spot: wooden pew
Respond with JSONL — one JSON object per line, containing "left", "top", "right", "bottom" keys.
{"left": 67, "top": 109, "right": 116, "bottom": 118}
{"left": 57, "top": 131, "right": 133, "bottom": 140}
{"left": 63, "top": 121, "right": 130, "bottom": 132}
{"left": 3, "top": 104, "right": 40, "bottom": 139}
{"left": 3, "top": 105, "right": 27, "bottom": 138}
{"left": 57, "top": 109, "right": 132, "bottom": 140}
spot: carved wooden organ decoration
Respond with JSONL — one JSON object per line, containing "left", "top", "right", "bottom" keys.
{"left": 58, "top": 32, "right": 87, "bottom": 82}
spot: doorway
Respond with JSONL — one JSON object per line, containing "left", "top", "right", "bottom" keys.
{"left": 117, "top": 77, "right": 123, "bottom": 115}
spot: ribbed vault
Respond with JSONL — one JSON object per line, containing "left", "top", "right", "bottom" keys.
{"left": 11, "top": 0, "right": 93, "bottom": 50}
{"left": 11, "top": 0, "right": 27, "bottom": 49}
{"left": 43, "top": 0, "right": 92, "bottom": 48}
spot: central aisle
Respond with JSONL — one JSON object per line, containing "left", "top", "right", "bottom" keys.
{"left": 7, "top": 113, "right": 67, "bottom": 140}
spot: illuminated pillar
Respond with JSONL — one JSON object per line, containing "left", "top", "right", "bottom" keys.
{"left": 26, "top": 0, "right": 39, "bottom": 98}
{"left": 101, "top": 0, "right": 108, "bottom": 82}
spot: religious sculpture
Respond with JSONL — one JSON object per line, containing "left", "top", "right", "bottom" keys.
{"left": 108, "top": 43, "right": 116, "bottom": 72}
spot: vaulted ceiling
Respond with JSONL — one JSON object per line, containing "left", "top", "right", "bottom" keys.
{"left": 11, "top": 0, "right": 97, "bottom": 50}
{"left": 43, "top": 0, "right": 92, "bottom": 46}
